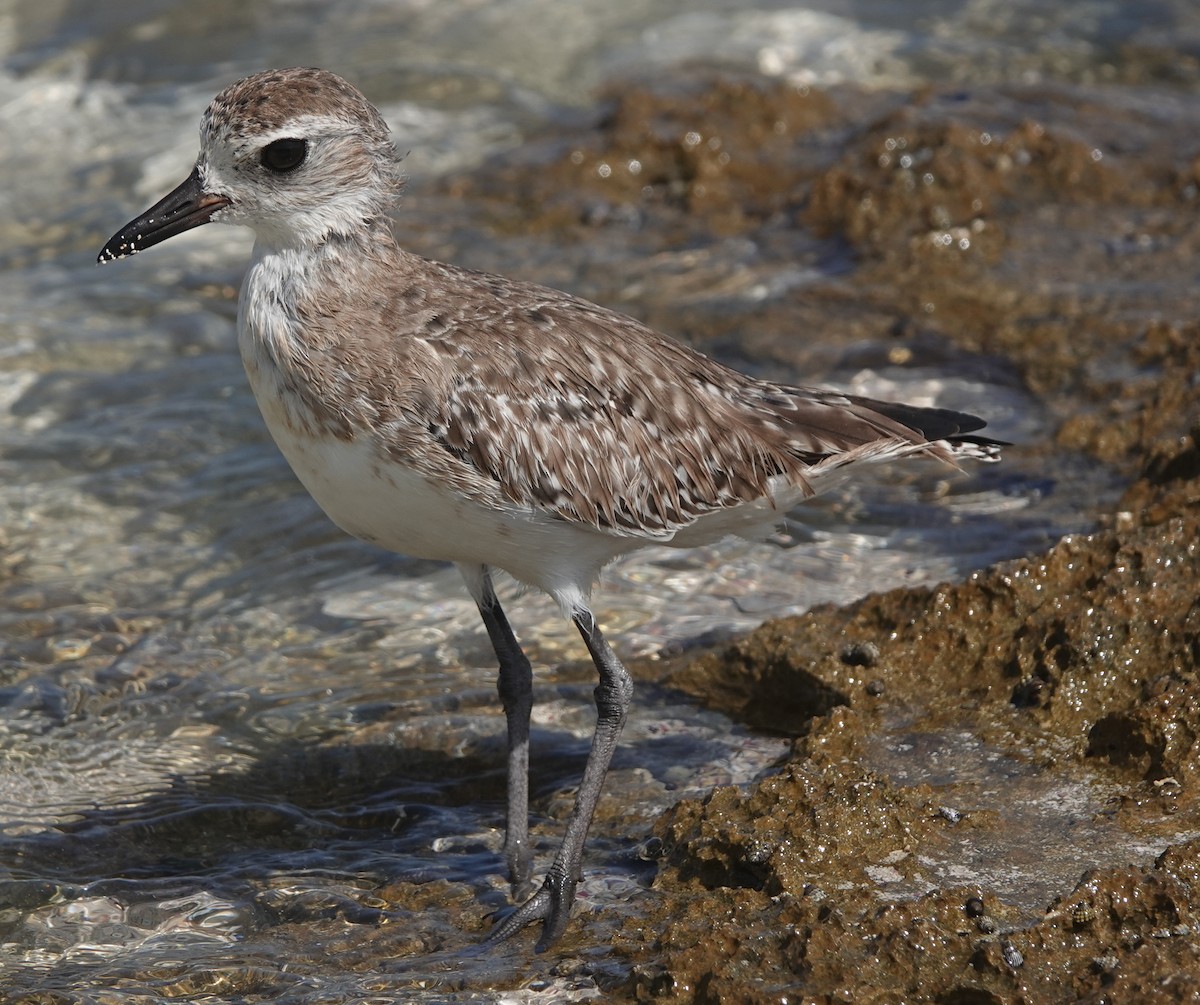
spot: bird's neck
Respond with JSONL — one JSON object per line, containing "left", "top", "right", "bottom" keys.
{"left": 250, "top": 214, "right": 399, "bottom": 267}
{"left": 238, "top": 220, "right": 400, "bottom": 369}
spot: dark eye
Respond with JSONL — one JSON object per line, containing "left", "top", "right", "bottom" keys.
{"left": 260, "top": 138, "right": 307, "bottom": 173}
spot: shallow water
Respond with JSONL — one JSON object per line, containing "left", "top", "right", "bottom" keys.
{"left": 3, "top": 1, "right": 1198, "bottom": 1000}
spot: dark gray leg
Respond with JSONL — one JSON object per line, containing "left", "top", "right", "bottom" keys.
{"left": 462, "top": 565, "right": 534, "bottom": 898}
{"left": 488, "top": 607, "right": 634, "bottom": 950}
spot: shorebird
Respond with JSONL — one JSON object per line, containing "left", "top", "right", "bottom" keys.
{"left": 98, "top": 67, "right": 1003, "bottom": 950}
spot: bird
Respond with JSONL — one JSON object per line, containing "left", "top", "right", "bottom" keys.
{"left": 98, "top": 67, "right": 1004, "bottom": 951}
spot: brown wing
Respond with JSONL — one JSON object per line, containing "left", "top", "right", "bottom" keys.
{"left": 412, "top": 265, "right": 980, "bottom": 538}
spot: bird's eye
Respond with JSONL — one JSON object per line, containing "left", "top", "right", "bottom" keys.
{"left": 260, "top": 138, "right": 308, "bottom": 173}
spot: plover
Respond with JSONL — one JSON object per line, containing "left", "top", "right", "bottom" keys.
{"left": 99, "top": 67, "right": 1004, "bottom": 950}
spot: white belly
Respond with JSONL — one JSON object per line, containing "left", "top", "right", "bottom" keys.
{"left": 268, "top": 416, "right": 520, "bottom": 561}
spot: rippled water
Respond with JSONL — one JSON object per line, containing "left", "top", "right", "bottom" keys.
{"left": 3, "top": 0, "right": 1196, "bottom": 999}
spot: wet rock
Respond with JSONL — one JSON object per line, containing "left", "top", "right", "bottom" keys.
{"left": 840, "top": 640, "right": 880, "bottom": 667}
{"left": 808, "top": 105, "right": 1132, "bottom": 261}
{"left": 655, "top": 750, "right": 937, "bottom": 897}
{"left": 670, "top": 480, "right": 1200, "bottom": 792}
{"left": 447, "top": 75, "right": 838, "bottom": 239}
{"left": 625, "top": 70, "right": 1200, "bottom": 996}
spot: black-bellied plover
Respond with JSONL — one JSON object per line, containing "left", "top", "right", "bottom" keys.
{"left": 99, "top": 67, "right": 1004, "bottom": 951}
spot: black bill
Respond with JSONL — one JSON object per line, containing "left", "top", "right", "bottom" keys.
{"left": 97, "top": 167, "right": 231, "bottom": 264}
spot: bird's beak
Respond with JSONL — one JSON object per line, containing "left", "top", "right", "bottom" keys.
{"left": 97, "top": 167, "right": 232, "bottom": 264}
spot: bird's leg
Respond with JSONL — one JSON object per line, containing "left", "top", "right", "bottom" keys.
{"left": 462, "top": 565, "right": 534, "bottom": 898}
{"left": 488, "top": 606, "right": 633, "bottom": 951}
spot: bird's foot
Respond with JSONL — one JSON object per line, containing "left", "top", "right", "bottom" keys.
{"left": 487, "top": 872, "right": 576, "bottom": 951}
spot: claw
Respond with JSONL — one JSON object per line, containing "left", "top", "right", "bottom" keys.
{"left": 486, "top": 872, "right": 577, "bottom": 950}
